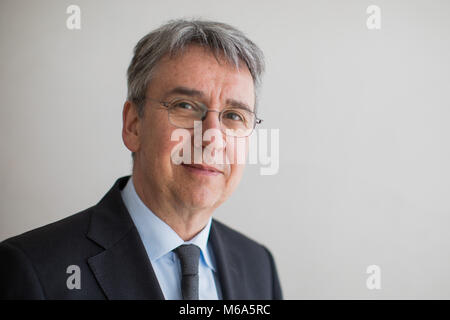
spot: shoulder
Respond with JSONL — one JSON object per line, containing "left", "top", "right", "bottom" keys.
{"left": 0, "top": 205, "right": 102, "bottom": 281}
{"left": 1, "top": 206, "right": 96, "bottom": 257}
{"left": 211, "top": 218, "right": 274, "bottom": 263}
{"left": 211, "top": 219, "right": 283, "bottom": 299}
{"left": 0, "top": 176, "right": 130, "bottom": 256}
{"left": 0, "top": 207, "right": 100, "bottom": 299}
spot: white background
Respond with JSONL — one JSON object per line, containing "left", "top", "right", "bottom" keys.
{"left": 1, "top": 0, "right": 450, "bottom": 299}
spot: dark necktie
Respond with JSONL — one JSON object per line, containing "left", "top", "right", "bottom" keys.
{"left": 174, "top": 244, "right": 201, "bottom": 300}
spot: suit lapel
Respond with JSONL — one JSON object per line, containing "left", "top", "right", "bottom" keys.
{"left": 85, "top": 177, "right": 247, "bottom": 300}
{"left": 86, "top": 177, "right": 164, "bottom": 300}
{"left": 209, "top": 220, "right": 243, "bottom": 300}
{"left": 87, "top": 227, "right": 164, "bottom": 299}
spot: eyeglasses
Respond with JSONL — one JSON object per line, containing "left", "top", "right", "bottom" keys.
{"left": 143, "top": 97, "right": 263, "bottom": 137}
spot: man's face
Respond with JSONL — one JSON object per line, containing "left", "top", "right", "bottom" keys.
{"left": 127, "top": 45, "right": 255, "bottom": 213}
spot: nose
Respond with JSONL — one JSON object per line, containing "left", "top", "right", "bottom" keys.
{"left": 202, "top": 110, "right": 221, "bottom": 130}
{"left": 201, "top": 110, "right": 226, "bottom": 149}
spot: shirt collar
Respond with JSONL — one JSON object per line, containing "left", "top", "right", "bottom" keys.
{"left": 121, "top": 176, "right": 215, "bottom": 271}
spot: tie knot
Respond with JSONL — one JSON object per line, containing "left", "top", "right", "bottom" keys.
{"left": 174, "top": 244, "right": 201, "bottom": 276}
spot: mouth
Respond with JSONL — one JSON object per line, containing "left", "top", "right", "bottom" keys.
{"left": 181, "top": 163, "right": 224, "bottom": 176}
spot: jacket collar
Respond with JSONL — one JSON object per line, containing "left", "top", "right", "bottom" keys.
{"left": 86, "top": 176, "right": 164, "bottom": 299}
{"left": 85, "top": 176, "right": 244, "bottom": 300}
{"left": 209, "top": 221, "right": 243, "bottom": 300}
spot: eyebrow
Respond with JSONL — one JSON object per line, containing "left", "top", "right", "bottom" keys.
{"left": 164, "top": 86, "right": 254, "bottom": 113}
{"left": 164, "top": 86, "right": 204, "bottom": 99}
{"left": 225, "top": 99, "right": 254, "bottom": 113}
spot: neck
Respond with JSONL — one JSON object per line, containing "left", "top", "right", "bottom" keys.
{"left": 131, "top": 173, "right": 213, "bottom": 241}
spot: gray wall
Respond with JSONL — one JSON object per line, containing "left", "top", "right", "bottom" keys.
{"left": 1, "top": 0, "right": 450, "bottom": 299}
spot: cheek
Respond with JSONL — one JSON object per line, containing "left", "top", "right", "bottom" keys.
{"left": 140, "top": 115, "right": 178, "bottom": 169}
{"left": 227, "top": 163, "right": 245, "bottom": 190}
{"left": 225, "top": 136, "right": 249, "bottom": 165}
{"left": 153, "top": 136, "right": 181, "bottom": 169}
{"left": 223, "top": 137, "right": 248, "bottom": 189}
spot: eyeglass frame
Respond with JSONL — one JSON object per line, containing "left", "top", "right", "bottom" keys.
{"left": 138, "top": 96, "right": 263, "bottom": 137}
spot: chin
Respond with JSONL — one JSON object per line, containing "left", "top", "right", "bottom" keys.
{"left": 185, "top": 188, "right": 222, "bottom": 210}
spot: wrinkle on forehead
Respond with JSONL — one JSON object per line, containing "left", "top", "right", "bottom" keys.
{"left": 148, "top": 44, "right": 255, "bottom": 108}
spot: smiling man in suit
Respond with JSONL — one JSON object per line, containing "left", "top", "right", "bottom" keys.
{"left": 0, "top": 19, "right": 282, "bottom": 300}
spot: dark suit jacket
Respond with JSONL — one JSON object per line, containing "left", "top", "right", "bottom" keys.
{"left": 0, "top": 176, "right": 282, "bottom": 300}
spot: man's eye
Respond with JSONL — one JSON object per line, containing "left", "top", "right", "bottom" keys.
{"left": 224, "top": 111, "right": 244, "bottom": 122}
{"left": 174, "top": 102, "right": 195, "bottom": 110}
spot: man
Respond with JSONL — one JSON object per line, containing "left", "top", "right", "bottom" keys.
{"left": 0, "top": 19, "right": 282, "bottom": 300}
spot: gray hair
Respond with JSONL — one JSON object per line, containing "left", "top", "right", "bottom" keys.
{"left": 126, "top": 18, "right": 265, "bottom": 117}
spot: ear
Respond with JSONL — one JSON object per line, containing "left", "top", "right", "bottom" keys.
{"left": 122, "top": 101, "right": 141, "bottom": 153}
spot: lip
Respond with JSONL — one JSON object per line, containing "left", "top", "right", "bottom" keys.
{"left": 181, "top": 163, "right": 223, "bottom": 176}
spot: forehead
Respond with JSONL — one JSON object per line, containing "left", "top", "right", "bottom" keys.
{"left": 148, "top": 45, "right": 255, "bottom": 107}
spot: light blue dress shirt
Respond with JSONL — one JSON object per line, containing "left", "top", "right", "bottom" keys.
{"left": 121, "top": 177, "right": 221, "bottom": 300}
